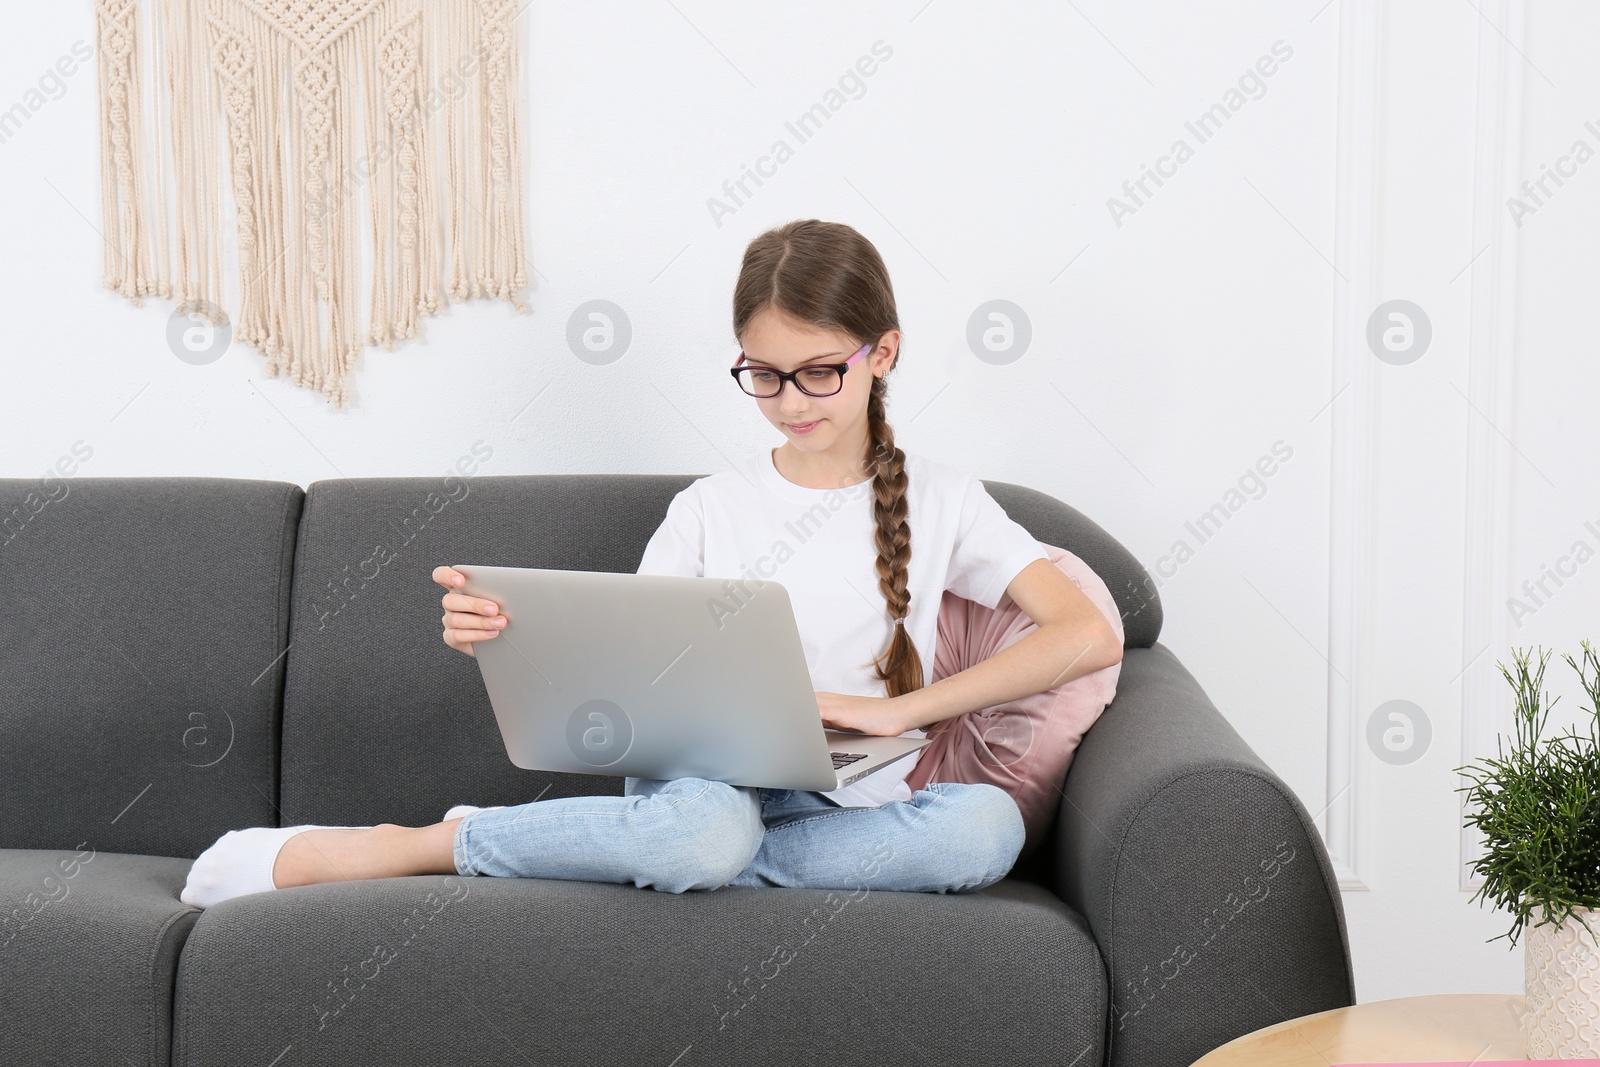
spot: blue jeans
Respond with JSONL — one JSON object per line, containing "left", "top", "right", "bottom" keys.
{"left": 451, "top": 776, "right": 1026, "bottom": 895}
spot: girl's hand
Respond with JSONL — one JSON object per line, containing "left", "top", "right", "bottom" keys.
{"left": 815, "top": 691, "right": 911, "bottom": 736}
{"left": 433, "top": 565, "right": 506, "bottom": 658}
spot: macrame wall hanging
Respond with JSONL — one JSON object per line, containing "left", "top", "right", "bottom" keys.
{"left": 95, "top": 0, "right": 529, "bottom": 409}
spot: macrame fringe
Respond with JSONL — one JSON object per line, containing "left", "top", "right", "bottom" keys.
{"left": 94, "top": 0, "right": 529, "bottom": 410}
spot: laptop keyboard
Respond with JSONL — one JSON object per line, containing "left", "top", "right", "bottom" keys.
{"left": 830, "top": 751, "right": 869, "bottom": 769}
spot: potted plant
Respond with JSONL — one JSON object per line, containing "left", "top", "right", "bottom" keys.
{"left": 1457, "top": 640, "right": 1600, "bottom": 1058}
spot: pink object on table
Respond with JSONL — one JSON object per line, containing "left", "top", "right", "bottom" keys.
{"left": 905, "top": 541, "right": 1126, "bottom": 859}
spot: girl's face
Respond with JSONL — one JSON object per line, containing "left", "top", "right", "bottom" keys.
{"left": 737, "top": 307, "right": 899, "bottom": 461}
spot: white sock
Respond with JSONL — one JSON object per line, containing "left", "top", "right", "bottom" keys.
{"left": 180, "top": 824, "right": 366, "bottom": 909}
{"left": 444, "top": 804, "right": 507, "bottom": 822}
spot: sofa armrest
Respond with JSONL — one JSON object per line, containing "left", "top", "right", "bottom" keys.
{"left": 1049, "top": 643, "right": 1355, "bottom": 1067}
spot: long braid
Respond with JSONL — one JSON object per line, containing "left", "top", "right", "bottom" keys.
{"left": 864, "top": 379, "right": 924, "bottom": 697}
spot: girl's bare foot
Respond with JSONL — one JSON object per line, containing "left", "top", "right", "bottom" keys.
{"left": 273, "top": 819, "right": 463, "bottom": 888}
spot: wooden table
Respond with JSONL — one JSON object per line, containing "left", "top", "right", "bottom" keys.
{"left": 1192, "top": 993, "right": 1527, "bottom": 1065}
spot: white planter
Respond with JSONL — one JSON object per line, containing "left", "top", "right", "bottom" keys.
{"left": 1524, "top": 905, "right": 1600, "bottom": 1057}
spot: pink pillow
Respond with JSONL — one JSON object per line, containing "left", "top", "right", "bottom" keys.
{"left": 904, "top": 542, "right": 1125, "bottom": 859}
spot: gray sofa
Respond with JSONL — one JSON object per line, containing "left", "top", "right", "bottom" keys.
{"left": 0, "top": 471, "right": 1354, "bottom": 1067}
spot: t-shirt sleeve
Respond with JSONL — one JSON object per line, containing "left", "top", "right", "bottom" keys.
{"left": 636, "top": 484, "right": 705, "bottom": 578}
{"left": 944, "top": 474, "right": 1050, "bottom": 609}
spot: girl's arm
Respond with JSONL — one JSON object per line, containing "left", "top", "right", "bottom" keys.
{"left": 895, "top": 558, "right": 1122, "bottom": 732}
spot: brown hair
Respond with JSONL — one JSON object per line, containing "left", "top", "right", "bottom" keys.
{"left": 731, "top": 219, "right": 924, "bottom": 698}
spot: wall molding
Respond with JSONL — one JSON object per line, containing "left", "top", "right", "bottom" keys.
{"left": 1459, "top": 0, "right": 1526, "bottom": 893}
{"left": 1324, "top": 0, "right": 1384, "bottom": 893}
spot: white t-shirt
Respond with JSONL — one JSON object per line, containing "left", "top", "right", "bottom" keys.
{"left": 636, "top": 446, "right": 1050, "bottom": 807}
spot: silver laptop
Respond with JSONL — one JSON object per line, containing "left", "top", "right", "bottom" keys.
{"left": 452, "top": 565, "right": 931, "bottom": 792}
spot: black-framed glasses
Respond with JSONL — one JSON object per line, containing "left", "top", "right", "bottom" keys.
{"left": 730, "top": 341, "right": 873, "bottom": 398}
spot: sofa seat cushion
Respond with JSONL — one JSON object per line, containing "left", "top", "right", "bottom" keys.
{"left": 0, "top": 848, "right": 199, "bottom": 1066}
{"left": 172, "top": 873, "right": 1104, "bottom": 1066}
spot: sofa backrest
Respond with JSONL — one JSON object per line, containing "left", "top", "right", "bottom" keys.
{"left": 276, "top": 472, "right": 1161, "bottom": 829}
{"left": 277, "top": 473, "right": 689, "bottom": 827}
{"left": 984, "top": 480, "right": 1162, "bottom": 649}
{"left": 0, "top": 477, "right": 301, "bottom": 857}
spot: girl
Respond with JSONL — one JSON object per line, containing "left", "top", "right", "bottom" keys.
{"left": 180, "top": 219, "right": 1122, "bottom": 907}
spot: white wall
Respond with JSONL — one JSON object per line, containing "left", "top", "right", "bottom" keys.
{"left": 2, "top": 0, "right": 1594, "bottom": 1006}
